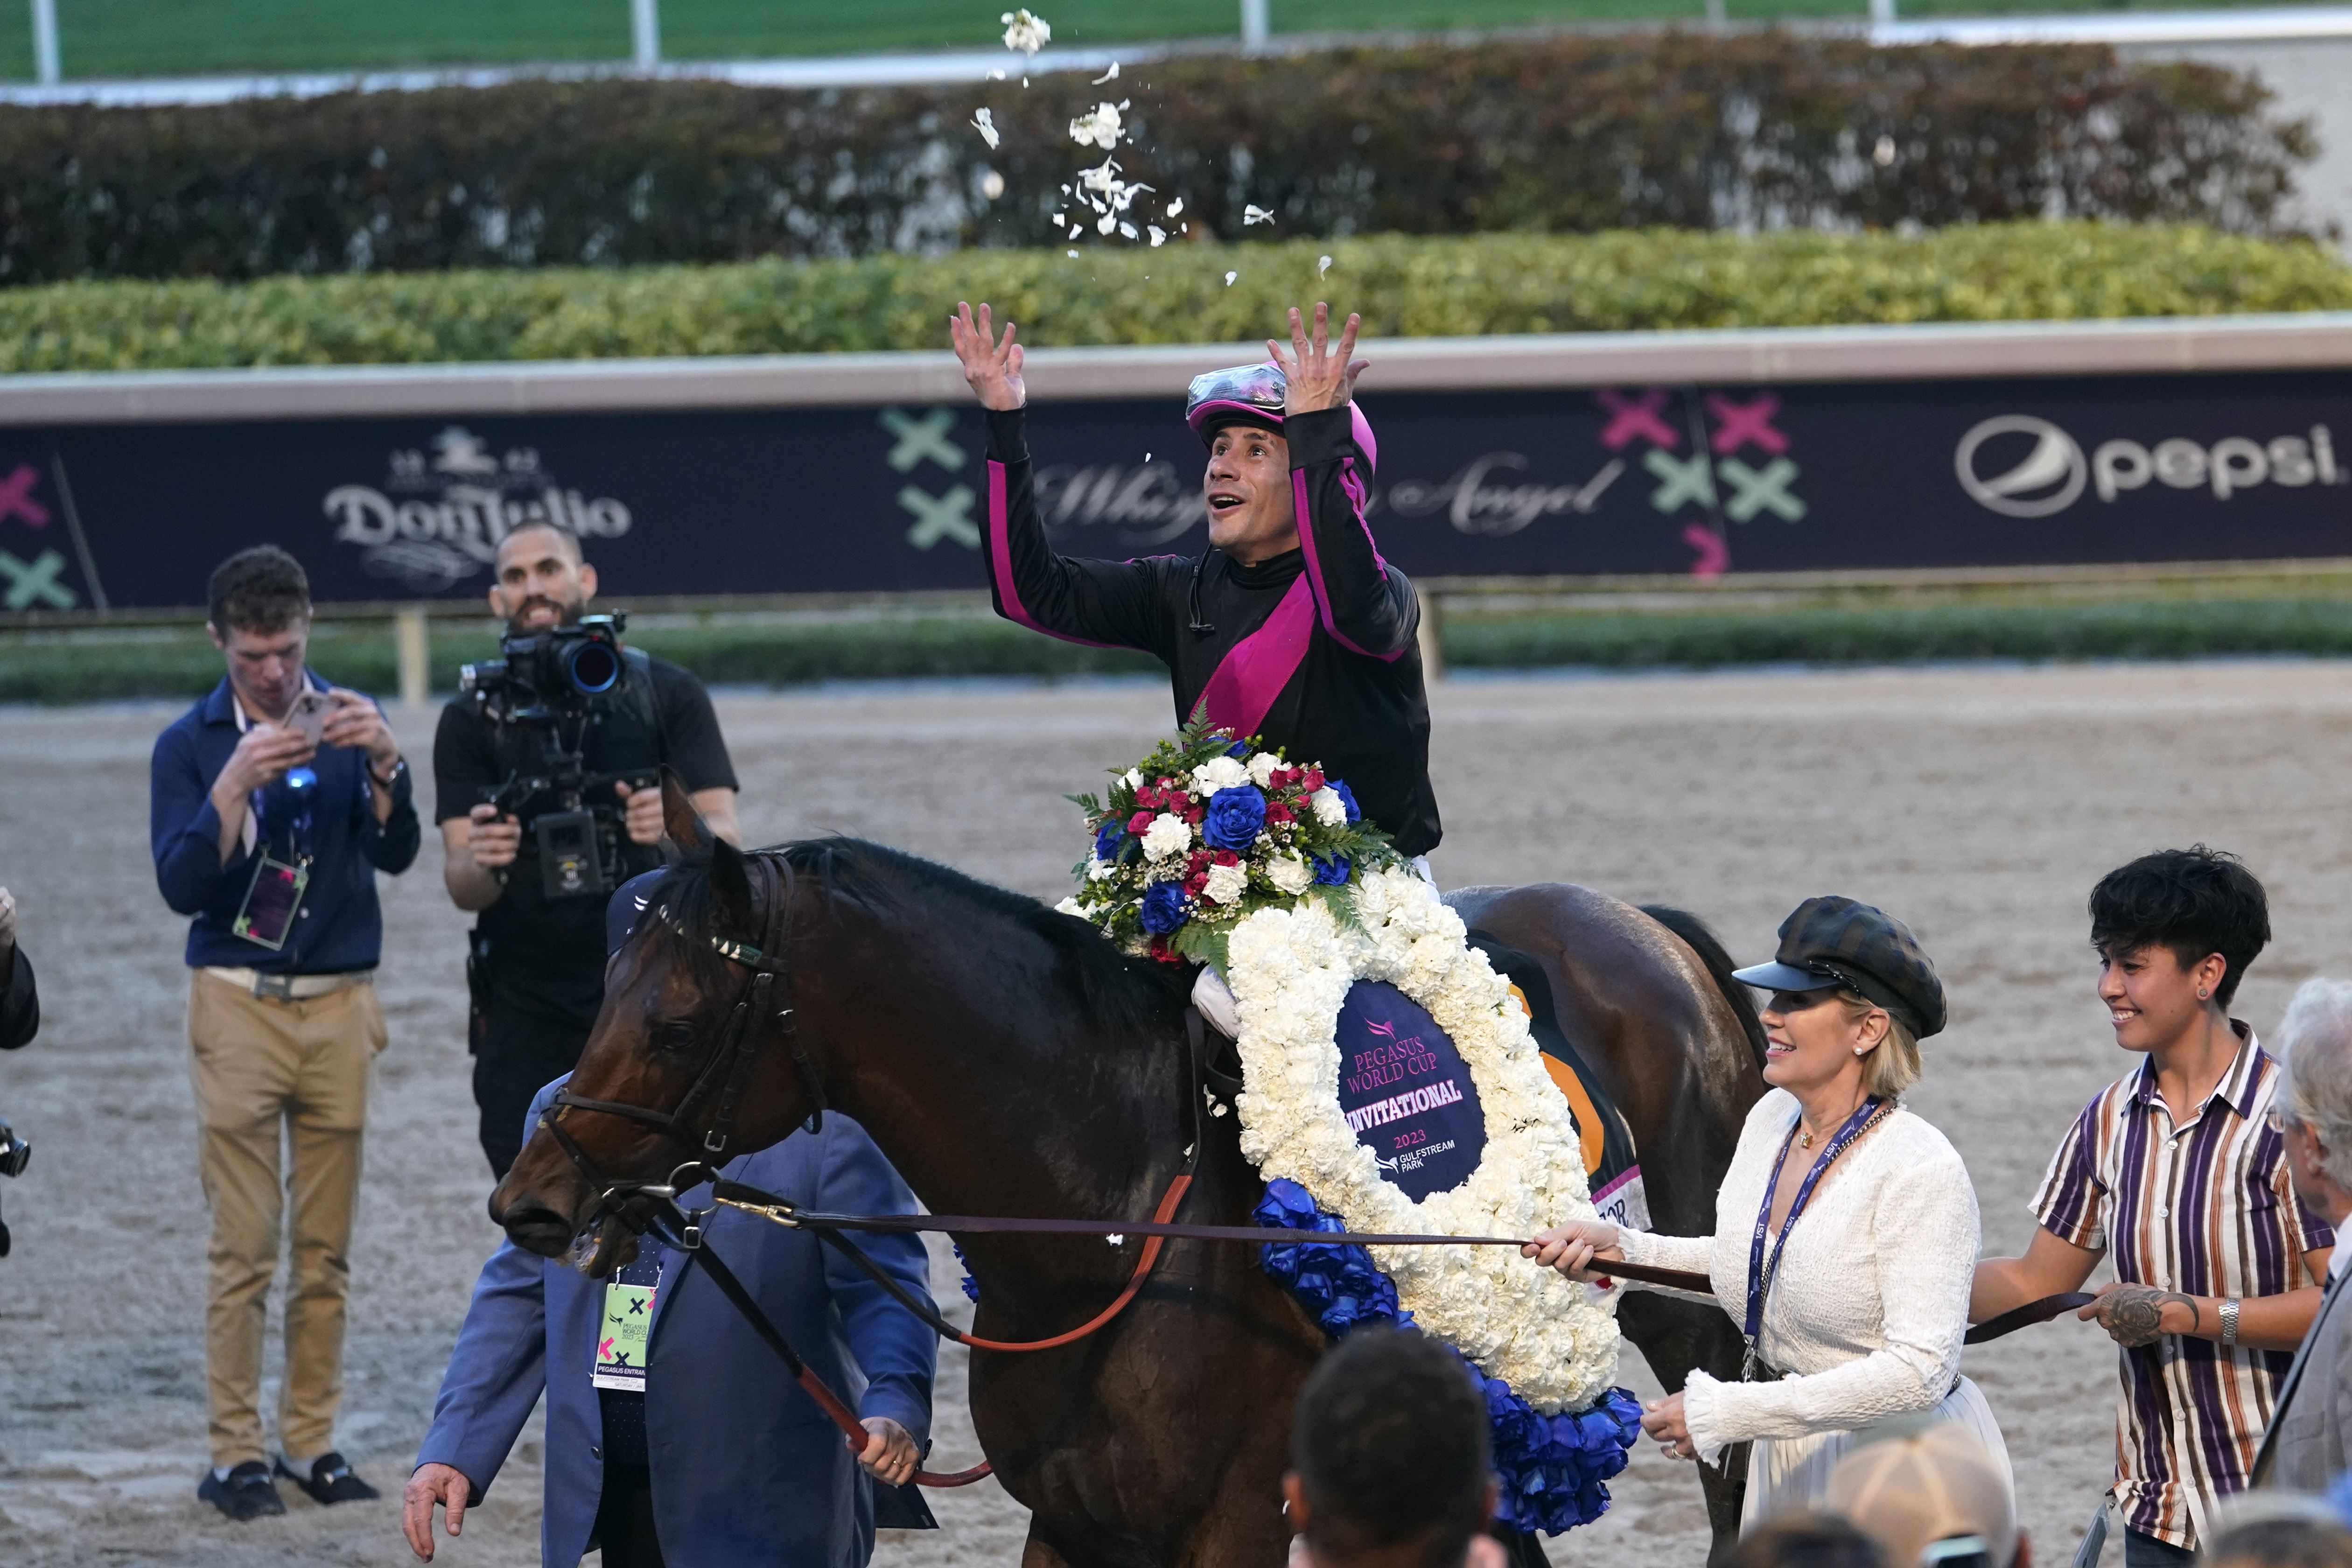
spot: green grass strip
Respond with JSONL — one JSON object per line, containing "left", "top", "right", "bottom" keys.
{"left": 5, "top": 224, "right": 2347, "bottom": 373}
{"left": 14, "top": 596, "right": 2352, "bottom": 706}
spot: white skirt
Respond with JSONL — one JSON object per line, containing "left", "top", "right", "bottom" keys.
{"left": 1739, "top": 1374, "right": 2015, "bottom": 1533}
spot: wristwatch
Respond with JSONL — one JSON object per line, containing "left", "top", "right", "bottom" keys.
{"left": 371, "top": 756, "right": 408, "bottom": 791}
{"left": 2221, "top": 1295, "right": 2240, "bottom": 1347}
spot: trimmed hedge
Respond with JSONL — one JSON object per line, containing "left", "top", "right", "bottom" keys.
{"left": 7, "top": 224, "right": 2348, "bottom": 372}
{"left": 12, "top": 596, "right": 2352, "bottom": 705}
{"left": 0, "top": 35, "right": 2315, "bottom": 285}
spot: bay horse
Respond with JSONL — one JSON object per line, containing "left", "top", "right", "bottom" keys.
{"left": 491, "top": 780, "right": 1765, "bottom": 1566}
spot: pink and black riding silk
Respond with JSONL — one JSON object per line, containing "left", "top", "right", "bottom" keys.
{"left": 1745, "top": 1097, "right": 1894, "bottom": 1344}
{"left": 980, "top": 393, "right": 1440, "bottom": 856}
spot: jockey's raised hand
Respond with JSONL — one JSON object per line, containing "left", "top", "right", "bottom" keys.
{"left": 950, "top": 301, "right": 1026, "bottom": 411}
{"left": 1269, "top": 302, "right": 1369, "bottom": 415}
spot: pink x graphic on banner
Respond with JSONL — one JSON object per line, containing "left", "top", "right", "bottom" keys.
{"left": 1596, "top": 388, "right": 1678, "bottom": 451}
{"left": 0, "top": 464, "right": 49, "bottom": 528}
{"left": 1704, "top": 393, "right": 1789, "bottom": 456}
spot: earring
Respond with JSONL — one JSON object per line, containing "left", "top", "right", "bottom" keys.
{"left": 1854, "top": 1046, "right": 1868, "bottom": 1056}
{"left": 2198, "top": 988, "right": 2210, "bottom": 1000}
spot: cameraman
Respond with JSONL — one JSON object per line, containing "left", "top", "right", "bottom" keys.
{"left": 434, "top": 523, "right": 740, "bottom": 1179}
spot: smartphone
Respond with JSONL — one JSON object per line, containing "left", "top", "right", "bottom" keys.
{"left": 287, "top": 688, "right": 331, "bottom": 748}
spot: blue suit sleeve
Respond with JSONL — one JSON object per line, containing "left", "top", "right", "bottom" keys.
{"left": 413, "top": 1084, "right": 560, "bottom": 1500}
{"left": 150, "top": 722, "right": 241, "bottom": 915}
{"left": 357, "top": 722, "right": 422, "bottom": 875}
{"left": 816, "top": 1122, "right": 938, "bottom": 1446}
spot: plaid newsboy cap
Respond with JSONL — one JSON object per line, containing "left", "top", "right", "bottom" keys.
{"left": 1730, "top": 895, "right": 1947, "bottom": 1040}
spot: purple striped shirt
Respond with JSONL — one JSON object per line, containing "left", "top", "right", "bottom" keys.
{"left": 2033, "top": 1029, "right": 2334, "bottom": 1548}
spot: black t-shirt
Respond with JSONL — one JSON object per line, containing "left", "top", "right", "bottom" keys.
{"left": 434, "top": 651, "right": 737, "bottom": 1028}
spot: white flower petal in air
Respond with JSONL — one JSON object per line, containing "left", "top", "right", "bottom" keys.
{"left": 1001, "top": 8, "right": 1050, "bottom": 55}
{"left": 1243, "top": 204, "right": 1274, "bottom": 226}
{"left": 1092, "top": 60, "right": 1120, "bottom": 83}
{"left": 1225, "top": 270, "right": 1238, "bottom": 286}
{"left": 1318, "top": 254, "right": 1332, "bottom": 278}
{"left": 1118, "top": 221, "right": 1137, "bottom": 239}
{"left": 1166, "top": 197, "right": 1183, "bottom": 217}
{"left": 970, "top": 107, "right": 1000, "bottom": 149}
{"left": 988, "top": 67, "right": 1007, "bottom": 80}
{"left": 1097, "top": 212, "right": 1116, "bottom": 234}
{"left": 1070, "top": 224, "right": 1085, "bottom": 238}
{"left": 1067, "top": 248, "right": 1079, "bottom": 258}
{"left": 1067, "top": 101, "right": 1123, "bottom": 151}
{"left": 1148, "top": 225, "right": 1167, "bottom": 247}
{"left": 980, "top": 169, "right": 1007, "bottom": 199}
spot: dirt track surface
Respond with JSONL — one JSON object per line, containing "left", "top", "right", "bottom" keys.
{"left": 6, "top": 659, "right": 2351, "bottom": 1567}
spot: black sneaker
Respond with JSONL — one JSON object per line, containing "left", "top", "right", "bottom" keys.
{"left": 198, "top": 1461, "right": 286, "bottom": 1521}
{"left": 275, "top": 1451, "right": 380, "bottom": 1505}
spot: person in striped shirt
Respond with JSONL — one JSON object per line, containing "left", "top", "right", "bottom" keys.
{"left": 1971, "top": 847, "right": 2334, "bottom": 1566}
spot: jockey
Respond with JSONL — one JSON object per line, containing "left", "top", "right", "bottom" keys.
{"left": 948, "top": 300, "right": 1441, "bottom": 874}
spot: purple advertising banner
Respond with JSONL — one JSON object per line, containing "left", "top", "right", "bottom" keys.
{"left": 0, "top": 367, "right": 2345, "bottom": 612}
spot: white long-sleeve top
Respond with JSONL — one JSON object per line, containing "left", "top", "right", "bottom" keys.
{"left": 1616, "top": 1088, "right": 1981, "bottom": 1463}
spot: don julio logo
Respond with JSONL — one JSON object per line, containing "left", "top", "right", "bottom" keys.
{"left": 1957, "top": 414, "right": 2343, "bottom": 518}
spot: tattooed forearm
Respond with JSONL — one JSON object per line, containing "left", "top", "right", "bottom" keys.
{"left": 2098, "top": 1285, "right": 2199, "bottom": 1347}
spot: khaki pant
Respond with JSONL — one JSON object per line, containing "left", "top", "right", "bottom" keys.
{"left": 187, "top": 970, "right": 386, "bottom": 1468}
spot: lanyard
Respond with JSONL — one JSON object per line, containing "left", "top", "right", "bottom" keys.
{"left": 1744, "top": 1096, "right": 1890, "bottom": 1339}
{"left": 254, "top": 768, "right": 317, "bottom": 867}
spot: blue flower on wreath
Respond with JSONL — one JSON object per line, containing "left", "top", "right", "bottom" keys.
{"left": 1140, "top": 880, "right": 1191, "bottom": 935}
{"left": 1252, "top": 1178, "right": 1640, "bottom": 1538}
{"left": 1329, "top": 779, "right": 1361, "bottom": 824}
{"left": 1093, "top": 816, "right": 1127, "bottom": 863}
{"left": 1310, "top": 851, "right": 1351, "bottom": 886}
{"left": 1226, "top": 740, "right": 1252, "bottom": 759}
{"left": 1203, "top": 785, "right": 1268, "bottom": 852}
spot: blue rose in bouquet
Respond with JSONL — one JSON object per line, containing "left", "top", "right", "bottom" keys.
{"left": 1310, "top": 851, "right": 1351, "bottom": 886}
{"left": 1093, "top": 816, "right": 1127, "bottom": 863}
{"left": 1139, "top": 880, "right": 1191, "bottom": 935}
{"left": 1330, "top": 779, "right": 1361, "bottom": 824}
{"left": 1203, "top": 785, "right": 1268, "bottom": 851}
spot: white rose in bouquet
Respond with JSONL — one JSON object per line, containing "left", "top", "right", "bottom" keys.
{"left": 1203, "top": 862, "right": 1247, "bottom": 905}
{"left": 1246, "top": 751, "right": 1282, "bottom": 787}
{"left": 1309, "top": 786, "right": 1349, "bottom": 826}
{"left": 1191, "top": 754, "right": 1248, "bottom": 794}
{"left": 1265, "top": 854, "right": 1313, "bottom": 895}
{"left": 1141, "top": 812, "right": 1192, "bottom": 861}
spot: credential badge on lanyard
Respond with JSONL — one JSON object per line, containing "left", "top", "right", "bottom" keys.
{"left": 232, "top": 767, "right": 317, "bottom": 951}
{"left": 594, "top": 1260, "right": 663, "bottom": 1393}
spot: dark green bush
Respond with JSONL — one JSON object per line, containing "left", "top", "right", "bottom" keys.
{"left": 8, "top": 224, "right": 2347, "bottom": 371}
{"left": 0, "top": 34, "right": 2314, "bottom": 285}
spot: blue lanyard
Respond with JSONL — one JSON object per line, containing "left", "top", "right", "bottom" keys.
{"left": 1744, "top": 1096, "right": 1889, "bottom": 1339}
{"left": 252, "top": 767, "right": 317, "bottom": 865}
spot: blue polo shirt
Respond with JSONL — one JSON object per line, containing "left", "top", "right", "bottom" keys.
{"left": 150, "top": 674, "right": 420, "bottom": 973}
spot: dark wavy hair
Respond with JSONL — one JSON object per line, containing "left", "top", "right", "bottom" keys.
{"left": 1291, "top": 1328, "right": 1490, "bottom": 1568}
{"left": 207, "top": 545, "right": 310, "bottom": 634}
{"left": 2089, "top": 845, "right": 2270, "bottom": 1008}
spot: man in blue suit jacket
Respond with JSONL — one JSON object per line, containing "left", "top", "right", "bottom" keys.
{"left": 402, "top": 1081, "right": 938, "bottom": 1568}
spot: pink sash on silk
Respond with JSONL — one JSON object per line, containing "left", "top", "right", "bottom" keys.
{"left": 1197, "top": 574, "right": 1316, "bottom": 740}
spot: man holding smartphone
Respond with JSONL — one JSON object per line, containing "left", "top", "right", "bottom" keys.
{"left": 150, "top": 545, "right": 420, "bottom": 1521}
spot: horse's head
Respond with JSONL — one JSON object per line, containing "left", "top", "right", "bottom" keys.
{"left": 490, "top": 774, "right": 816, "bottom": 1273}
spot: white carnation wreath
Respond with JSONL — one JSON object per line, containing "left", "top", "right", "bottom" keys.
{"left": 1226, "top": 866, "right": 1621, "bottom": 1413}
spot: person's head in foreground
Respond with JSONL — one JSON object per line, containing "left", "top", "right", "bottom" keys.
{"left": 207, "top": 544, "right": 314, "bottom": 720}
{"left": 1722, "top": 1514, "right": 1888, "bottom": 1568}
{"left": 2274, "top": 976, "right": 2352, "bottom": 1226}
{"left": 2200, "top": 1494, "right": 2352, "bottom": 1568}
{"left": 1730, "top": 894, "right": 1947, "bottom": 1106}
{"left": 1826, "top": 1418, "right": 2021, "bottom": 1568}
{"left": 489, "top": 521, "right": 596, "bottom": 636}
{"left": 1184, "top": 340, "right": 1378, "bottom": 567}
{"left": 2088, "top": 845, "right": 2268, "bottom": 1055}
{"left": 1284, "top": 1328, "right": 1498, "bottom": 1568}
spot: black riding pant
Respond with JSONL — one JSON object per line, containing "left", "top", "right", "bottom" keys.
{"left": 475, "top": 1005, "right": 593, "bottom": 1179}
{"left": 592, "top": 1463, "right": 665, "bottom": 1568}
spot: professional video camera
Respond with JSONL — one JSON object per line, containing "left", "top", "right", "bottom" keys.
{"left": 459, "top": 612, "right": 656, "bottom": 902}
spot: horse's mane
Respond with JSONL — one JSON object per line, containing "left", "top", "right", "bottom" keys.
{"left": 646, "top": 836, "right": 1189, "bottom": 1040}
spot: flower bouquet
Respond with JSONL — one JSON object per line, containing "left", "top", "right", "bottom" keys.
{"left": 1060, "top": 711, "right": 1404, "bottom": 973}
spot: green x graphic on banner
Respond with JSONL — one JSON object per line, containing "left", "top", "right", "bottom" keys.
{"left": 1719, "top": 458, "right": 1807, "bottom": 523}
{"left": 1643, "top": 449, "right": 1717, "bottom": 514}
{"left": 881, "top": 408, "right": 968, "bottom": 475}
{"left": 899, "top": 484, "right": 979, "bottom": 549}
{"left": 0, "top": 547, "right": 75, "bottom": 610}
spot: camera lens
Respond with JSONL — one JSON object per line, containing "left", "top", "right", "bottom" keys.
{"left": 567, "top": 641, "right": 622, "bottom": 695}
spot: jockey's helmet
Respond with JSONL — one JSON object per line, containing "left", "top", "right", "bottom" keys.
{"left": 1184, "top": 361, "right": 1379, "bottom": 475}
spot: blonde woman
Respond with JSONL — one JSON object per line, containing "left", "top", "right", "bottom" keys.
{"left": 1527, "top": 895, "right": 2010, "bottom": 1528}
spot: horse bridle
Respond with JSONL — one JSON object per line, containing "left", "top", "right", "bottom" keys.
{"left": 538, "top": 853, "right": 831, "bottom": 1233}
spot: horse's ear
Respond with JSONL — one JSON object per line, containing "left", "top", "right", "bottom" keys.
{"left": 708, "top": 833, "right": 755, "bottom": 930}
{"left": 659, "top": 768, "right": 709, "bottom": 858}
